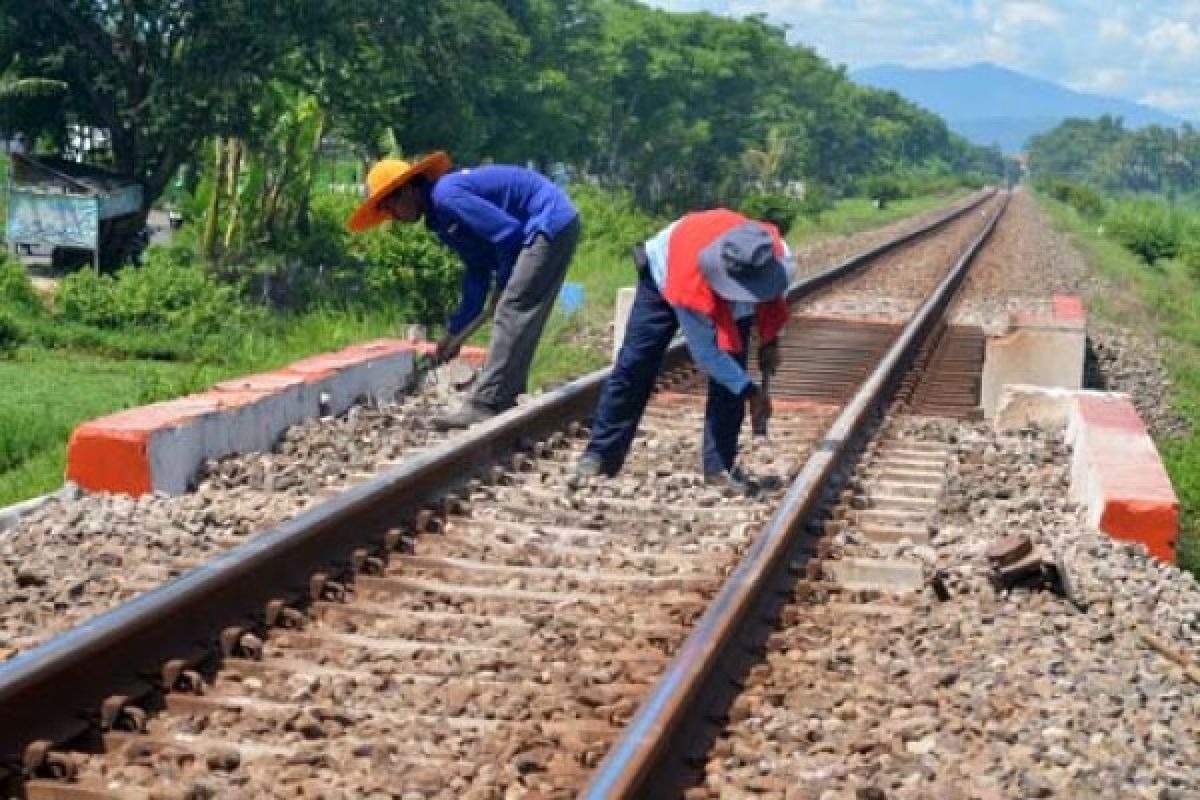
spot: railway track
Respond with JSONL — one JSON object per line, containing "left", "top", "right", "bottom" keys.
{"left": 0, "top": 189, "right": 1007, "bottom": 799}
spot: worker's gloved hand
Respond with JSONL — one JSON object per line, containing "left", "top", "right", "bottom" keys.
{"left": 435, "top": 336, "right": 462, "bottom": 365}
{"left": 758, "top": 338, "right": 781, "bottom": 377}
{"left": 745, "top": 383, "right": 772, "bottom": 434}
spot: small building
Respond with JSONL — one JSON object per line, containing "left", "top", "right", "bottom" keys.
{"left": 4, "top": 153, "right": 143, "bottom": 270}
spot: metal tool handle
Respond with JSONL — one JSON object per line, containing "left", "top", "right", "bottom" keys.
{"left": 417, "top": 296, "right": 496, "bottom": 374}
{"left": 752, "top": 370, "right": 771, "bottom": 437}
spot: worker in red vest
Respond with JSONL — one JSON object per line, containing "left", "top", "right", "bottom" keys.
{"left": 573, "top": 210, "right": 793, "bottom": 494}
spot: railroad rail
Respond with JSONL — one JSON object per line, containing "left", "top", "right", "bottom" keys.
{"left": 586, "top": 191, "right": 1008, "bottom": 798}
{"left": 0, "top": 189, "right": 1001, "bottom": 799}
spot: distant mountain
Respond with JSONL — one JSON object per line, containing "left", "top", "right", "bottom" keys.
{"left": 851, "top": 62, "right": 1185, "bottom": 154}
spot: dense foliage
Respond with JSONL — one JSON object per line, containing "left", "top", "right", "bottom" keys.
{"left": 1030, "top": 117, "right": 1200, "bottom": 275}
{"left": 1040, "top": 177, "right": 1200, "bottom": 278}
{"left": 1028, "top": 116, "right": 1200, "bottom": 199}
{"left": 0, "top": 255, "right": 40, "bottom": 311}
{"left": 57, "top": 253, "right": 256, "bottom": 337}
{"left": 1, "top": 0, "right": 1006, "bottom": 265}
{"left": 1040, "top": 178, "right": 1108, "bottom": 219}
{"left": 0, "top": 311, "right": 23, "bottom": 358}
{"left": 1103, "top": 199, "right": 1183, "bottom": 265}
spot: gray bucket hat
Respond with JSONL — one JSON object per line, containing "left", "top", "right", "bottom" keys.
{"left": 699, "top": 222, "right": 789, "bottom": 303}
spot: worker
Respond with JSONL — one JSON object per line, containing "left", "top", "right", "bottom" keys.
{"left": 347, "top": 152, "right": 580, "bottom": 430}
{"left": 573, "top": 209, "right": 794, "bottom": 494}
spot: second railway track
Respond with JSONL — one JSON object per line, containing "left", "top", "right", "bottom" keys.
{"left": 0, "top": 190, "right": 1015, "bottom": 799}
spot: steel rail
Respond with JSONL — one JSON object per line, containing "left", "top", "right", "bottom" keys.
{"left": 0, "top": 188, "right": 995, "bottom": 774}
{"left": 584, "top": 191, "right": 1010, "bottom": 799}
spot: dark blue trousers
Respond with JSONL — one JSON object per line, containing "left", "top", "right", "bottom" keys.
{"left": 585, "top": 270, "right": 750, "bottom": 475}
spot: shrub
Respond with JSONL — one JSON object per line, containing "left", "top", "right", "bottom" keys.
{"left": 1041, "top": 178, "right": 1107, "bottom": 218}
{"left": 57, "top": 256, "right": 256, "bottom": 338}
{"left": 352, "top": 221, "right": 460, "bottom": 323}
{"left": 959, "top": 171, "right": 989, "bottom": 190}
{"left": 571, "top": 185, "right": 663, "bottom": 253}
{"left": 1104, "top": 199, "right": 1181, "bottom": 265}
{"left": 797, "top": 183, "right": 834, "bottom": 219}
{"left": 248, "top": 194, "right": 461, "bottom": 321}
{"left": 859, "top": 175, "right": 906, "bottom": 209}
{"left": 0, "top": 255, "right": 41, "bottom": 313}
{"left": 738, "top": 193, "right": 804, "bottom": 235}
{"left": 55, "top": 268, "right": 117, "bottom": 326}
{"left": 0, "top": 311, "right": 26, "bottom": 358}
{"left": 1179, "top": 233, "right": 1200, "bottom": 279}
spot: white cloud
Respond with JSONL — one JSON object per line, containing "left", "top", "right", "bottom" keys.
{"left": 1141, "top": 88, "right": 1195, "bottom": 113}
{"left": 1068, "top": 68, "right": 1133, "bottom": 95}
{"left": 1142, "top": 19, "right": 1200, "bottom": 62}
{"left": 995, "top": 2, "right": 1064, "bottom": 29}
{"left": 1097, "top": 18, "right": 1129, "bottom": 43}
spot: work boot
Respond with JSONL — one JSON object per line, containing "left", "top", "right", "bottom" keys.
{"left": 432, "top": 401, "right": 499, "bottom": 432}
{"left": 704, "top": 465, "right": 761, "bottom": 497}
{"left": 569, "top": 453, "right": 606, "bottom": 490}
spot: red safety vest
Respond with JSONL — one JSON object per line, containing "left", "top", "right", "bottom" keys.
{"left": 661, "top": 209, "right": 790, "bottom": 353}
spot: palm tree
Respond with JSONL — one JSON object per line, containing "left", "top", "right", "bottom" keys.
{"left": 741, "top": 127, "right": 788, "bottom": 192}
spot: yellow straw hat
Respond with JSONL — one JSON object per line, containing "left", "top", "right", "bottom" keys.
{"left": 346, "top": 151, "right": 452, "bottom": 232}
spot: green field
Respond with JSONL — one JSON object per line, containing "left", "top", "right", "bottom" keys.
{"left": 1038, "top": 194, "right": 1200, "bottom": 575}
{"left": 788, "top": 192, "right": 968, "bottom": 243}
{"left": 0, "top": 352, "right": 222, "bottom": 503}
{"left": 0, "top": 189, "right": 969, "bottom": 507}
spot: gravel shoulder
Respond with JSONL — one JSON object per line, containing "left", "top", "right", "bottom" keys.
{"left": 702, "top": 416, "right": 1200, "bottom": 800}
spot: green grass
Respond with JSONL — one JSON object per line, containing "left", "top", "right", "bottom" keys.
{"left": 1038, "top": 193, "right": 1200, "bottom": 575}
{"left": 216, "top": 308, "right": 410, "bottom": 373}
{"left": 787, "top": 191, "right": 970, "bottom": 245}
{"left": 0, "top": 350, "right": 223, "bottom": 505}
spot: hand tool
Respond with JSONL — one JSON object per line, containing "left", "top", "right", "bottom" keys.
{"left": 411, "top": 297, "right": 495, "bottom": 391}
{"left": 752, "top": 367, "right": 773, "bottom": 436}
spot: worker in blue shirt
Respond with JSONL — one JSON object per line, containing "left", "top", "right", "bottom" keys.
{"left": 348, "top": 152, "right": 581, "bottom": 430}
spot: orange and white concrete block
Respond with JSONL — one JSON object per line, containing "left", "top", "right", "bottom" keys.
{"left": 66, "top": 341, "right": 487, "bottom": 497}
{"left": 995, "top": 385, "right": 1180, "bottom": 562}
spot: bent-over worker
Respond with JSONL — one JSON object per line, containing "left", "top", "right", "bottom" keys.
{"left": 347, "top": 152, "right": 580, "bottom": 430}
{"left": 574, "top": 209, "right": 793, "bottom": 494}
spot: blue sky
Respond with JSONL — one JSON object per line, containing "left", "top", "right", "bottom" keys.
{"left": 647, "top": 1, "right": 1200, "bottom": 120}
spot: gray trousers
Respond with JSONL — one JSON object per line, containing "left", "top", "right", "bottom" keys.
{"left": 473, "top": 217, "right": 581, "bottom": 410}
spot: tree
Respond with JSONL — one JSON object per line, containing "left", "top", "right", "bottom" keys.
{"left": 2, "top": 0, "right": 345, "bottom": 263}
{"left": 1027, "top": 116, "right": 1200, "bottom": 199}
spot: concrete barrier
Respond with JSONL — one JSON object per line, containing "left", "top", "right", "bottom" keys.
{"left": 65, "top": 340, "right": 488, "bottom": 497}
{"left": 995, "top": 385, "right": 1180, "bottom": 562}
{"left": 981, "top": 295, "right": 1086, "bottom": 418}
{"left": 281, "top": 342, "right": 416, "bottom": 417}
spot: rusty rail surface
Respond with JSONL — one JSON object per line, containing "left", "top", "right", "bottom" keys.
{"left": 0, "top": 189, "right": 994, "bottom": 785}
{"left": 584, "top": 192, "right": 1010, "bottom": 799}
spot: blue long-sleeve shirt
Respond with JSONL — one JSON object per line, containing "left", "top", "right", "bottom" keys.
{"left": 423, "top": 165, "right": 578, "bottom": 334}
{"left": 644, "top": 220, "right": 794, "bottom": 396}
